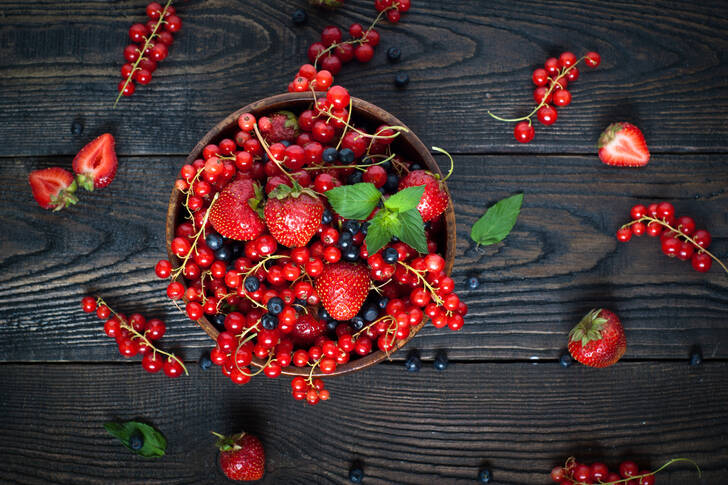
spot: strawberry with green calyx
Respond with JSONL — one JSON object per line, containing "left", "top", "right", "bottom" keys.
{"left": 315, "top": 262, "right": 371, "bottom": 320}
{"left": 568, "top": 308, "right": 626, "bottom": 368}
{"left": 29, "top": 167, "right": 79, "bottom": 211}
{"left": 398, "top": 146, "right": 453, "bottom": 222}
{"left": 258, "top": 110, "right": 299, "bottom": 143}
{"left": 264, "top": 181, "right": 324, "bottom": 247}
{"left": 72, "top": 133, "right": 118, "bottom": 191}
{"left": 213, "top": 431, "right": 265, "bottom": 481}
{"left": 209, "top": 179, "right": 265, "bottom": 241}
{"left": 598, "top": 122, "right": 650, "bottom": 167}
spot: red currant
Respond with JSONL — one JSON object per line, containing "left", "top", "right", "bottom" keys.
{"left": 693, "top": 229, "right": 711, "bottom": 248}
{"left": 81, "top": 296, "right": 97, "bottom": 313}
{"left": 552, "top": 89, "right": 571, "bottom": 107}
{"left": 514, "top": 121, "right": 535, "bottom": 143}
{"left": 585, "top": 51, "right": 601, "bottom": 68}
{"left": 619, "top": 461, "right": 639, "bottom": 478}
{"left": 559, "top": 52, "right": 577, "bottom": 67}
{"left": 532, "top": 68, "right": 548, "bottom": 86}
{"left": 691, "top": 252, "right": 712, "bottom": 272}
{"left": 537, "top": 105, "right": 558, "bottom": 125}
{"left": 616, "top": 227, "right": 633, "bottom": 242}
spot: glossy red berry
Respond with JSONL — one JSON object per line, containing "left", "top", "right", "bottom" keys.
{"left": 559, "top": 52, "right": 577, "bottom": 68}
{"left": 537, "top": 105, "right": 558, "bottom": 125}
{"left": 631, "top": 204, "right": 647, "bottom": 220}
{"left": 354, "top": 44, "right": 374, "bottom": 63}
{"left": 142, "top": 353, "right": 163, "bottom": 373}
{"left": 619, "top": 461, "right": 639, "bottom": 478}
{"left": 552, "top": 89, "right": 571, "bottom": 107}
{"left": 676, "top": 216, "right": 696, "bottom": 236}
{"left": 616, "top": 227, "right": 633, "bottom": 242}
{"left": 585, "top": 51, "right": 601, "bottom": 68}
{"left": 118, "top": 80, "right": 135, "bottom": 96}
{"left": 691, "top": 252, "right": 712, "bottom": 272}
{"left": 693, "top": 229, "right": 711, "bottom": 248}
{"left": 532, "top": 68, "right": 548, "bottom": 86}
{"left": 81, "top": 296, "right": 97, "bottom": 313}
{"left": 163, "top": 358, "right": 183, "bottom": 378}
{"left": 514, "top": 122, "right": 535, "bottom": 143}
{"left": 544, "top": 57, "right": 560, "bottom": 76}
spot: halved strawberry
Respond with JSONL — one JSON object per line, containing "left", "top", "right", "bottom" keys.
{"left": 315, "top": 262, "right": 370, "bottom": 320}
{"left": 72, "top": 133, "right": 118, "bottom": 190}
{"left": 264, "top": 183, "right": 324, "bottom": 247}
{"left": 398, "top": 170, "right": 449, "bottom": 221}
{"left": 598, "top": 122, "right": 650, "bottom": 167}
{"left": 209, "top": 179, "right": 265, "bottom": 241}
{"left": 289, "top": 314, "right": 327, "bottom": 348}
{"left": 258, "top": 111, "right": 299, "bottom": 143}
{"left": 28, "top": 167, "right": 79, "bottom": 211}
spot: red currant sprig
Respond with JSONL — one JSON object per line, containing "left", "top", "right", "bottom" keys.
{"left": 617, "top": 202, "right": 727, "bottom": 275}
{"left": 551, "top": 456, "right": 701, "bottom": 485}
{"left": 80, "top": 296, "right": 187, "bottom": 377}
{"left": 488, "top": 51, "right": 601, "bottom": 143}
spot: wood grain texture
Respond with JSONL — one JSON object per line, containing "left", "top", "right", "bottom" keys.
{"left": 1, "top": 0, "right": 727, "bottom": 157}
{"left": 2, "top": 154, "right": 726, "bottom": 362}
{"left": 0, "top": 362, "right": 725, "bottom": 484}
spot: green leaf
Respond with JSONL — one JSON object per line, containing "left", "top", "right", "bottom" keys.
{"left": 394, "top": 208, "right": 428, "bottom": 254}
{"left": 104, "top": 421, "right": 167, "bottom": 458}
{"left": 365, "top": 212, "right": 395, "bottom": 255}
{"left": 384, "top": 185, "right": 425, "bottom": 213}
{"left": 324, "top": 183, "right": 381, "bottom": 220}
{"left": 470, "top": 193, "right": 523, "bottom": 246}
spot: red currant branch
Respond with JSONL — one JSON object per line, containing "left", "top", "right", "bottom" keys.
{"left": 181, "top": 167, "right": 205, "bottom": 221}
{"left": 397, "top": 261, "right": 445, "bottom": 307}
{"left": 352, "top": 315, "right": 396, "bottom": 340}
{"left": 563, "top": 457, "right": 700, "bottom": 485}
{"left": 323, "top": 105, "right": 409, "bottom": 141}
{"left": 252, "top": 122, "right": 299, "bottom": 186}
{"left": 170, "top": 192, "right": 219, "bottom": 281}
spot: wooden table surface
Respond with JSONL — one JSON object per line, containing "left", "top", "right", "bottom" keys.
{"left": 1, "top": 1, "right": 727, "bottom": 483}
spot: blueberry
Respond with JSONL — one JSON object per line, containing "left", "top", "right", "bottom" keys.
{"left": 261, "top": 312, "right": 278, "bottom": 330}
{"left": 292, "top": 8, "right": 307, "bottom": 25}
{"left": 434, "top": 350, "right": 448, "bottom": 371}
{"left": 380, "top": 160, "right": 392, "bottom": 172}
{"left": 343, "top": 220, "right": 360, "bottom": 234}
{"left": 339, "top": 148, "right": 355, "bottom": 163}
{"left": 377, "top": 297, "right": 389, "bottom": 310}
{"left": 323, "top": 147, "right": 339, "bottom": 163}
{"left": 690, "top": 346, "right": 703, "bottom": 366}
{"left": 199, "top": 352, "right": 212, "bottom": 370}
{"left": 339, "top": 231, "right": 353, "bottom": 249}
{"left": 294, "top": 298, "right": 307, "bottom": 308}
{"left": 383, "top": 247, "right": 399, "bottom": 264}
{"left": 322, "top": 209, "right": 333, "bottom": 224}
{"left": 477, "top": 468, "right": 492, "bottom": 483}
{"left": 326, "top": 319, "right": 338, "bottom": 332}
{"left": 70, "top": 120, "right": 83, "bottom": 135}
{"left": 319, "top": 307, "right": 331, "bottom": 321}
{"left": 424, "top": 221, "right": 432, "bottom": 231}
{"left": 467, "top": 276, "right": 480, "bottom": 289}
{"left": 351, "top": 316, "right": 365, "bottom": 331}
{"left": 214, "top": 246, "right": 232, "bottom": 262}
{"left": 129, "top": 432, "right": 144, "bottom": 451}
{"left": 362, "top": 304, "right": 379, "bottom": 322}
{"left": 394, "top": 72, "right": 410, "bottom": 88}
{"left": 383, "top": 173, "right": 399, "bottom": 193}
{"left": 212, "top": 313, "right": 226, "bottom": 331}
{"left": 348, "top": 171, "right": 363, "bottom": 184}
{"left": 343, "top": 245, "right": 360, "bottom": 262}
{"left": 267, "top": 297, "right": 284, "bottom": 315}
{"left": 231, "top": 242, "right": 244, "bottom": 258}
{"left": 390, "top": 235, "right": 400, "bottom": 243}
{"left": 409, "top": 163, "right": 422, "bottom": 171}
{"left": 205, "top": 232, "right": 224, "bottom": 251}
{"left": 405, "top": 349, "right": 421, "bottom": 372}
{"left": 378, "top": 187, "right": 387, "bottom": 195}
{"left": 280, "top": 140, "right": 291, "bottom": 147}
{"left": 244, "top": 276, "right": 260, "bottom": 292}
{"left": 360, "top": 222, "right": 369, "bottom": 235}
{"left": 348, "top": 466, "right": 364, "bottom": 483}
{"left": 386, "top": 46, "right": 401, "bottom": 62}
{"left": 559, "top": 352, "right": 573, "bottom": 367}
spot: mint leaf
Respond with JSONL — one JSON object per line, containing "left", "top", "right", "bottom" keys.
{"left": 324, "top": 183, "right": 381, "bottom": 220}
{"left": 384, "top": 185, "right": 425, "bottom": 213}
{"left": 104, "top": 421, "right": 167, "bottom": 458}
{"left": 365, "top": 212, "right": 394, "bottom": 255}
{"left": 470, "top": 193, "right": 523, "bottom": 246}
{"left": 394, "top": 208, "right": 428, "bottom": 253}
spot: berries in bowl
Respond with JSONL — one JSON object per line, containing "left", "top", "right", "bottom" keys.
{"left": 162, "top": 89, "right": 460, "bottom": 403}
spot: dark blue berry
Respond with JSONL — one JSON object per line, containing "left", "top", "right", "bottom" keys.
{"left": 129, "top": 432, "right": 144, "bottom": 451}
{"left": 244, "top": 276, "right": 260, "bottom": 292}
{"left": 267, "top": 297, "right": 284, "bottom": 315}
{"left": 280, "top": 140, "right": 291, "bottom": 147}
{"left": 434, "top": 350, "right": 448, "bottom": 371}
{"left": 386, "top": 46, "right": 401, "bottom": 62}
{"left": 199, "top": 352, "right": 212, "bottom": 370}
{"left": 343, "top": 245, "right": 360, "bottom": 262}
{"left": 348, "top": 171, "right": 363, "bottom": 184}
{"left": 394, "top": 72, "right": 410, "bottom": 88}
{"left": 559, "top": 352, "right": 573, "bottom": 367}
{"left": 391, "top": 235, "right": 400, "bottom": 243}
{"left": 319, "top": 307, "right": 331, "bottom": 321}
{"left": 409, "top": 163, "right": 422, "bottom": 171}
{"left": 377, "top": 296, "right": 389, "bottom": 310}
{"left": 339, "top": 148, "right": 355, "bottom": 163}
{"left": 212, "top": 313, "right": 226, "bottom": 331}
{"left": 467, "top": 276, "right": 480, "bottom": 289}
{"left": 292, "top": 8, "right": 307, "bottom": 25}
{"left": 383, "top": 173, "right": 399, "bottom": 193}
{"left": 71, "top": 120, "right": 83, "bottom": 135}
{"left": 326, "top": 319, "right": 338, "bottom": 332}
{"left": 351, "top": 316, "right": 365, "bottom": 331}
{"left": 294, "top": 298, "right": 307, "bottom": 308}
{"left": 362, "top": 304, "right": 379, "bottom": 322}
{"left": 343, "top": 220, "right": 360, "bottom": 234}
{"left": 205, "top": 232, "right": 224, "bottom": 251}
{"left": 404, "top": 349, "right": 421, "bottom": 372}
{"left": 380, "top": 160, "right": 392, "bottom": 172}
{"left": 383, "top": 247, "right": 399, "bottom": 264}
{"left": 690, "top": 346, "right": 703, "bottom": 366}
{"left": 322, "top": 209, "right": 333, "bottom": 224}
{"left": 477, "top": 468, "right": 492, "bottom": 483}
{"left": 214, "top": 246, "right": 232, "bottom": 262}
{"left": 339, "top": 231, "right": 353, "bottom": 249}
{"left": 261, "top": 313, "right": 278, "bottom": 330}
{"left": 230, "top": 242, "right": 244, "bottom": 258}
{"left": 323, "top": 147, "right": 338, "bottom": 163}
{"left": 349, "top": 467, "right": 364, "bottom": 483}
{"left": 360, "top": 222, "right": 369, "bottom": 235}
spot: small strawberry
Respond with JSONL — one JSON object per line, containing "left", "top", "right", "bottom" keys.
{"left": 398, "top": 170, "right": 449, "bottom": 222}
{"left": 213, "top": 431, "right": 265, "bottom": 482}
{"left": 264, "top": 182, "right": 324, "bottom": 247}
{"left": 568, "top": 308, "right": 627, "bottom": 368}
{"left": 258, "top": 110, "right": 299, "bottom": 143}
{"left": 28, "top": 167, "right": 79, "bottom": 211}
{"left": 72, "top": 133, "right": 118, "bottom": 191}
{"left": 598, "top": 122, "right": 650, "bottom": 167}
{"left": 315, "top": 262, "right": 370, "bottom": 320}
{"left": 290, "top": 314, "right": 327, "bottom": 348}
{"left": 209, "top": 179, "right": 265, "bottom": 241}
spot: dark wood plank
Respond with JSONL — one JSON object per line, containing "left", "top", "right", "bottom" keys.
{"left": 2, "top": 154, "right": 726, "bottom": 362}
{"left": 1, "top": 0, "right": 727, "bottom": 156}
{"left": 0, "top": 362, "right": 725, "bottom": 484}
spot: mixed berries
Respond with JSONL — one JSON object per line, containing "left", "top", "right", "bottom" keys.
{"left": 117, "top": 1, "right": 181, "bottom": 104}
{"left": 617, "top": 202, "right": 727, "bottom": 274}
{"left": 550, "top": 456, "right": 700, "bottom": 484}
{"left": 488, "top": 51, "right": 601, "bottom": 143}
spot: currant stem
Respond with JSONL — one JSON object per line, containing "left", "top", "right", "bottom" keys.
{"left": 564, "top": 457, "right": 700, "bottom": 485}
{"left": 397, "top": 261, "right": 445, "bottom": 307}
{"left": 335, "top": 95, "right": 354, "bottom": 151}
{"left": 252, "top": 123, "right": 298, "bottom": 186}
{"left": 432, "top": 146, "right": 454, "bottom": 181}
{"left": 170, "top": 192, "right": 219, "bottom": 281}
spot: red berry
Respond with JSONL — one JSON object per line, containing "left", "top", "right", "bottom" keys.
{"left": 150, "top": 43, "right": 168, "bottom": 61}
{"left": 314, "top": 70, "right": 333, "bottom": 90}
{"left": 147, "top": 319, "right": 166, "bottom": 340}
{"left": 544, "top": 57, "right": 560, "bottom": 75}
{"left": 533, "top": 86, "right": 553, "bottom": 104}
{"left": 124, "top": 44, "right": 141, "bottom": 62}
{"left": 532, "top": 68, "right": 548, "bottom": 86}
{"left": 321, "top": 26, "right": 342, "bottom": 47}
{"left": 559, "top": 52, "right": 577, "bottom": 67}
{"left": 550, "top": 466, "right": 565, "bottom": 482}
{"left": 676, "top": 216, "right": 696, "bottom": 236}
{"left": 693, "top": 229, "right": 711, "bottom": 248}
{"left": 142, "top": 353, "right": 163, "bottom": 373}
{"left": 638, "top": 473, "right": 656, "bottom": 485}
{"left": 163, "top": 358, "right": 183, "bottom": 378}
{"left": 326, "top": 85, "right": 350, "bottom": 110}
{"left": 566, "top": 67, "right": 579, "bottom": 82}
{"left": 691, "top": 252, "right": 712, "bottom": 272}
{"left": 617, "top": 227, "right": 632, "bottom": 242}
{"left": 646, "top": 221, "right": 663, "bottom": 237}
{"left": 619, "top": 461, "right": 639, "bottom": 478}
{"left": 363, "top": 165, "right": 387, "bottom": 188}
{"left": 514, "top": 122, "right": 535, "bottom": 143}
{"left": 146, "top": 2, "right": 163, "bottom": 19}
{"left": 632, "top": 222, "right": 646, "bottom": 236}
{"left": 118, "top": 80, "right": 135, "bottom": 96}
{"left": 129, "top": 23, "right": 148, "bottom": 43}
{"left": 354, "top": 44, "right": 374, "bottom": 63}
{"left": 661, "top": 236, "right": 680, "bottom": 257}
{"left": 631, "top": 204, "right": 647, "bottom": 220}
{"left": 349, "top": 23, "right": 363, "bottom": 38}
{"left": 117, "top": 338, "right": 139, "bottom": 358}
{"left": 585, "top": 51, "right": 601, "bottom": 68}
{"left": 590, "top": 462, "right": 608, "bottom": 481}
{"left": 552, "top": 89, "right": 571, "bottom": 107}
{"left": 656, "top": 201, "right": 675, "bottom": 222}
{"left": 308, "top": 42, "right": 325, "bottom": 63}
{"left": 320, "top": 55, "right": 342, "bottom": 75}
{"left": 165, "top": 14, "right": 182, "bottom": 33}
{"left": 537, "top": 105, "right": 558, "bottom": 125}
{"left": 81, "top": 296, "right": 97, "bottom": 313}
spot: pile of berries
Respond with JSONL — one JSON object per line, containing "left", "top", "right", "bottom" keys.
{"left": 80, "top": 296, "right": 186, "bottom": 377}
{"left": 616, "top": 202, "right": 727, "bottom": 274}
{"left": 117, "top": 1, "right": 181, "bottom": 102}
{"left": 488, "top": 51, "right": 601, "bottom": 143}
{"left": 157, "top": 85, "right": 461, "bottom": 403}
{"left": 550, "top": 456, "right": 700, "bottom": 484}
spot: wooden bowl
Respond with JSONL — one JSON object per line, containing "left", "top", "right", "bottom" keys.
{"left": 167, "top": 92, "right": 456, "bottom": 377}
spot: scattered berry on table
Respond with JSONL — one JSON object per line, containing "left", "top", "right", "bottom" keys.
{"left": 690, "top": 345, "right": 703, "bottom": 366}
{"left": 387, "top": 46, "right": 401, "bottom": 62}
{"left": 568, "top": 309, "right": 626, "bottom": 368}
{"left": 467, "top": 276, "right": 480, "bottom": 289}
{"left": 348, "top": 464, "right": 364, "bottom": 483}
{"left": 292, "top": 8, "right": 308, "bottom": 25}
{"left": 214, "top": 431, "right": 265, "bottom": 481}
{"left": 199, "top": 352, "right": 213, "bottom": 370}
{"left": 434, "top": 350, "right": 449, "bottom": 371}
{"left": 71, "top": 120, "right": 83, "bottom": 135}
{"left": 28, "top": 167, "right": 79, "bottom": 211}
{"left": 72, "top": 133, "right": 118, "bottom": 191}
{"left": 404, "top": 349, "right": 422, "bottom": 372}
{"left": 394, "top": 72, "right": 410, "bottom": 88}
{"left": 598, "top": 122, "right": 650, "bottom": 167}
{"left": 559, "top": 352, "right": 573, "bottom": 367}
{"left": 129, "top": 432, "right": 144, "bottom": 451}
{"left": 477, "top": 468, "right": 492, "bottom": 483}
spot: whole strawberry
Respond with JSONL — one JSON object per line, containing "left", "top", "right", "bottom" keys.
{"left": 568, "top": 309, "right": 626, "bottom": 368}
{"left": 598, "top": 122, "right": 650, "bottom": 167}
{"left": 315, "top": 262, "right": 370, "bottom": 320}
{"left": 264, "top": 183, "right": 324, "bottom": 247}
{"left": 398, "top": 170, "right": 449, "bottom": 222}
{"left": 258, "top": 111, "right": 299, "bottom": 143}
{"left": 209, "top": 179, "right": 265, "bottom": 241}
{"left": 29, "top": 167, "right": 79, "bottom": 211}
{"left": 72, "top": 133, "right": 118, "bottom": 191}
{"left": 213, "top": 431, "right": 265, "bottom": 481}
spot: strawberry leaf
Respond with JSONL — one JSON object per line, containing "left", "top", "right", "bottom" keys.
{"left": 393, "top": 208, "right": 428, "bottom": 253}
{"left": 324, "top": 183, "right": 381, "bottom": 220}
{"left": 104, "top": 421, "right": 166, "bottom": 458}
{"left": 470, "top": 193, "right": 523, "bottom": 246}
{"left": 384, "top": 185, "right": 425, "bottom": 213}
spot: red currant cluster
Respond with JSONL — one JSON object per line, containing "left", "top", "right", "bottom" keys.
{"left": 488, "top": 51, "right": 601, "bottom": 143}
{"left": 374, "top": 0, "right": 411, "bottom": 23}
{"left": 117, "top": 1, "right": 181, "bottom": 104}
{"left": 156, "top": 86, "right": 461, "bottom": 403}
{"left": 617, "top": 202, "right": 727, "bottom": 274}
{"left": 551, "top": 456, "right": 700, "bottom": 485}
{"left": 81, "top": 296, "right": 186, "bottom": 377}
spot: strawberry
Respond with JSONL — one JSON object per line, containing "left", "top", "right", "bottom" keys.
{"left": 290, "top": 314, "right": 327, "bottom": 348}
{"left": 264, "top": 183, "right": 324, "bottom": 247}
{"left": 258, "top": 110, "right": 299, "bottom": 143}
{"left": 72, "top": 133, "right": 118, "bottom": 190}
{"left": 568, "top": 308, "right": 627, "bottom": 368}
{"left": 213, "top": 431, "right": 265, "bottom": 481}
{"left": 315, "top": 262, "right": 370, "bottom": 320}
{"left": 597, "top": 122, "right": 650, "bottom": 167}
{"left": 398, "top": 170, "right": 449, "bottom": 222}
{"left": 209, "top": 179, "right": 265, "bottom": 241}
{"left": 28, "top": 167, "right": 79, "bottom": 211}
